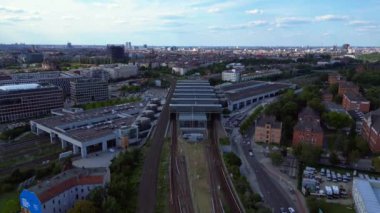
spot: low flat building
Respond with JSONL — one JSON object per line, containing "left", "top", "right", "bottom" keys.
{"left": 30, "top": 103, "right": 143, "bottom": 157}
{"left": 338, "top": 81, "right": 359, "bottom": 96}
{"left": 20, "top": 167, "right": 109, "bottom": 213}
{"left": 0, "top": 83, "right": 63, "bottom": 123}
{"left": 254, "top": 115, "right": 282, "bottom": 144}
{"left": 342, "top": 92, "right": 370, "bottom": 113}
{"left": 362, "top": 108, "right": 380, "bottom": 153}
{"left": 352, "top": 178, "right": 380, "bottom": 213}
{"left": 219, "top": 80, "right": 295, "bottom": 111}
{"left": 70, "top": 78, "right": 109, "bottom": 105}
{"left": 293, "top": 107, "right": 324, "bottom": 147}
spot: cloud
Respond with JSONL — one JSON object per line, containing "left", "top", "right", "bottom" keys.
{"left": 0, "top": 14, "right": 41, "bottom": 24}
{"left": 0, "top": 5, "right": 26, "bottom": 13}
{"left": 355, "top": 25, "right": 379, "bottom": 32}
{"left": 315, "top": 14, "right": 348, "bottom": 22}
{"left": 348, "top": 20, "right": 372, "bottom": 26}
{"left": 61, "top": 15, "right": 78, "bottom": 21}
{"left": 245, "top": 9, "right": 263, "bottom": 15}
{"left": 275, "top": 17, "right": 311, "bottom": 27}
{"left": 208, "top": 20, "right": 269, "bottom": 31}
{"left": 207, "top": 7, "right": 221, "bottom": 13}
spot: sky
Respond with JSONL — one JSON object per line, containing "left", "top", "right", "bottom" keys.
{"left": 0, "top": 0, "right": 380, "bottom": 46}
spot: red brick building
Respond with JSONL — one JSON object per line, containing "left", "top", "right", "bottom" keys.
{"left": 342, "top": 92, "right": 370, "bottom": 113}
{"left": 328, "top": 73, "right": 343, "bottom": 85}
{"left": 338, "top": 81, "right": 359, "bottom": 96}
{"left": 293, "top": 107, "right": 324, "bottom": 147}
{"left": 322, "top": 89, "right": 333, "bottom": 102}
{"left": 362, "top": 109, "right": 380, "bottom": 153}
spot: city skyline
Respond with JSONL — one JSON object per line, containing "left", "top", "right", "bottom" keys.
{"left": 0, "top": 0, "right": 380, "bottom": 46}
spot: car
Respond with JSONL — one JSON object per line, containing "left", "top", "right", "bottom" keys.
{"left": 288, "top": 207, "right": 296, "bottom": 213}
{"left": 280, "top": 207, "right": 287, "bottom": 213}
{"left": 109, "top": 148, "right": 115, "bottom": 153}
{"left": 249, "top": 151, "right": 253, "bottom": 156}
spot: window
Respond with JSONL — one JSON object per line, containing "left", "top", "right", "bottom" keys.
{"left": 81, "top": 189, "right": 84, "bottom": 193}
{"left": 76, "top": 194, "right": 79, "bottom": 199}
{"left": 52, "top": 199, "right": 55, "bottom": 204}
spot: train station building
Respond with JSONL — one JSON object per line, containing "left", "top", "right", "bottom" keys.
{"left": 169, "top": 80, "right": 222, "bottom": 140}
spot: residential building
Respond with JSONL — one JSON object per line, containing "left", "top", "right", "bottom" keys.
{"left": 322, "top": 89, "right": 333, "bottom": 102}
{"left": 20, "top": 167, "right": 109, "bottom": 213}
{"left": 172, "top": 66, "right": 192, "bottom": 76}
{"left": 352, "top": 178, "right": 380, "bottom": 213}
{"left": 0, "top": 83, "right": 63, "bottom": 123}
{"left": 348, "top": 110, "right": 365, "bottom": 134}
{"left": 328, "top": 73, "right": 343, "bottom": 85}
{"left": 338, "top": 81, "right": 359, "bottom": 96}
{"left": 222, "top": 69, "right": 241, "bottom": 82}
{"left": 292, "top": 107, "right": 324, "bottom": 147}
{"left": 70, "top": 78, "right": 109, "bottom": 105}
{"left": 254, "top": 115, "right": 282, "bottom": 144}
{"left": 362, "top": 108, "right": 380, "bottom": 153}
{"left": 342, "top": 92, "right": 370, "bottom": 113}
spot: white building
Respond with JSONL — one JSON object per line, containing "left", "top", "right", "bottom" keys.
{"left": 353, "top": 178, "right": 380, "bottom": 213}
{"left": 20, "top": 167, "right": 109, "bottom": 213}
{"left": 99, "top": 63, "right": 138, "bottom": 80}
{"left": 222, "top": 69, "right": 241, "bottom": 82}
{"left": 30, "top": 104, "right": 142, "bottom": 158}
{"left": 172, "top": 66, "right": 191, "bottom": 76}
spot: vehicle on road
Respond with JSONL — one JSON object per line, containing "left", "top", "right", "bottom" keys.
{"left": 288, "top": 207, "right": 295, "bottom": 213}
{"left": 280, "top": 207, "right": 287, "bottom": 213}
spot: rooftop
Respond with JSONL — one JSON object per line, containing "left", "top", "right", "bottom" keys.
{"left": 344, "top": 92, "right": 369, "bottom": 102}
{"left": 0, "top": 83, "right": 53, "bottom": 92}
{"left": 353, "top": 178, "right": 380, "bottom": 213}
{"left": 225, "top": 83, "right": 291, "bottom": 101}
{"left": 256, "top": 115, "right": 282, "bottom": 129}
{"left": 28, "top": 167, "right": 107, "bottom": 203}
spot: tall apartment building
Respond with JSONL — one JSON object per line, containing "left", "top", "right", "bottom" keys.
{"left": 20, "top": 167, "right": 109, "bottom": 213}
{"left": 292, "top": 107, "right": 324, "bottom": 147}
{"left": 254, "top": 115, "right": 282, "bottom": 144}
{"left": 70, "top": 78, "right": 109, "bottom": 105}
{"left": 0, "top": 83, "right": 63, "bottom": 123}
{"left": 362, "top": 108, "right": 380, "bottom": 153}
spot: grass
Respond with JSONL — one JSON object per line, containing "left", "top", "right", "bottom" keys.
{"left": 155, "top": 138, "right": 170, "bottom": 213}
{"left": 0, "top": 190, "right": 20, "bottom": 213}
{"left": 179, "top": 139, "right": 212, "bottom": 213}
{"left": 307, "top": 198, "right": 355, "bottom": 213}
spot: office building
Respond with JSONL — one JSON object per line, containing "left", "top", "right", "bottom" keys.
{"left": 70, "top": 78, "right": 109, "bottom": 105}
{"left": 222, "top": 69, "right": 241, "bottom": 82}
{"left": 20, "top": 167, "right": 109, "bottom": 213}
{"left": 342, "top": 92, "right": 370, "bottom": 113}
{"left": 0, "top": 83, "right": 63, "bottom": 123}
{"left": 293, "top": 107, "right": 324, "bottom": 147}
{"left": 107, "top": 45, "right": 125, "bottom": 63}
{"left": 254, "top": 115, "right": 282, "bottom": 144}
{"left": 352, "top": 178, "right": 380, "bottom": 213}
{"left": 0, "top": 71, "right": 81, "bottom": 96}
{"left": 362, "top": 108, "right": 380, "bottom": 153}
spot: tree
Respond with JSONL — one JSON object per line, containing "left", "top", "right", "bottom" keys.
{"left": 329, "top": 152, "right": 340, "bottom": 165}
{"left": 373, "top": 157, "right": 380, "bottom": 172}
{"left": 293, "top": 143, "right": 322, "bottom": 166}
{"left": 2, "top": 199, "right": 19, "bottom": 213}
{"left": 355, "top": 136, "right": 370, "bottom": 156}
{"left": 308, "top": 98, "right": 325, "bottom": 113}
{"left": 348, "top": 150, "right": 360, "bottom": 164}
{"left": 88, "top": 187, "right": 106, "bottom": 209}
{"left": 269, "top": 152, "right": 284, "bottom": 166}
{"left": 68, "top": 200, "right": 100, "bottom": 213}
{"left": 322, "top": 111, "right": 352, "bottom": 129}
{"left": 329, "top": 83, "right": 339, "bottom": 97}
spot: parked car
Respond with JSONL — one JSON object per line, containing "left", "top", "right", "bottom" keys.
{"left": 288, "top": 207, "right": 296, "bottom": 213}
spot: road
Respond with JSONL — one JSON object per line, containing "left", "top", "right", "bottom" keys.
{"left": 137, "top": 81, "right": 175, "bottom": 213}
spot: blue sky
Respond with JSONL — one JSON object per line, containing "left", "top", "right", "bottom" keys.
{"left": 0, "top": 0, "right": 379, "bottom": 46}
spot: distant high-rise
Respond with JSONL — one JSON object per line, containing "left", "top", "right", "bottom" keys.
{"left": 67, "top": 42, "right": 72, "bottom": 48}
{"left": 125, "top": 42, "right": 132, "bottom": 50}
{"left": 107, "top": 45, "right": 125, "bottom": 63}
{"left": 70, "top": 78, "right": 109, "bottom": 105}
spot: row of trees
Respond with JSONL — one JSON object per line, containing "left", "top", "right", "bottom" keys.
{"left": 68, "top": 150, "right": 143, "bottom": 213}
{"left": 0, "top": 125, "right": 30, "bottom": 141}
{"left": 223, "top": 153, "right": 271, "bottom": 213}
{"left": 239, "top": 106, "right": 264, "bottom": 135}
{"left": 79, "top": 97, "right": 140, "bottom": 110}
